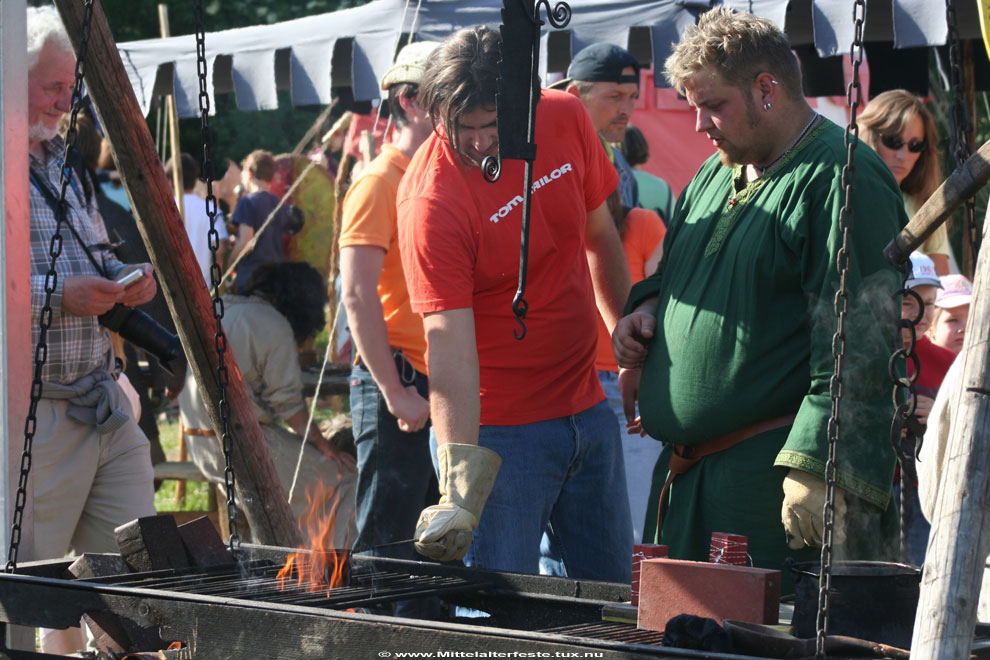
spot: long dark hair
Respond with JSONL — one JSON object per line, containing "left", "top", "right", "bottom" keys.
{"left": 419, "top": 26, "right": 500, "bottom": 158}
{"left": 243, "top": 262, "right": 328, "bottom": 344}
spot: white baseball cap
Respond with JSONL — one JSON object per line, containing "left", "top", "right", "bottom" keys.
{"left": 906, "top": 252, "right": 941, "bottom": 289}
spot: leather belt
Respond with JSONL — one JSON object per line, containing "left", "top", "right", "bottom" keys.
{"left": 655, "top": 413, "right": 797, "bottom": 535}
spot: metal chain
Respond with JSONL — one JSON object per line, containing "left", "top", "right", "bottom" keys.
{"left": 888, "top": 264, "right": 924, "bottom": 565}
{"left": 816, "top": 0, "right": 865, "bottom": 656}
{"left": 946, "top": 0, "right": 980, "bottom": 272}
{"left": 6, "top": 0, "right": 96, "bottom": 573}
{"left": 192, "top": 0, "right": 240, "bottom": 553}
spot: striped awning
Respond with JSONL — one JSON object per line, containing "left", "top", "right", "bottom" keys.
{"left": 115, "top": 0, "right": 975, "bottom": 118}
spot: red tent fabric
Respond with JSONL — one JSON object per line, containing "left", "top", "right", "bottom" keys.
{"left": 630, "top": 67, "right": 716, "bottom": 198}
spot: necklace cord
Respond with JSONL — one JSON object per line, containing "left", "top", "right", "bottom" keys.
{"left": 756, "top": 112, "right": 819, "bottom": 175}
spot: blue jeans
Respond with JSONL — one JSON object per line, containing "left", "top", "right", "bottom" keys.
{"left": 434, "top": 399, "right": 632, "bottom": 583}
{"left": 350, "top": 357, "right": 439, "bottom": 618}
{"left": 599, "top": 370, "right": 664, "bottom": 546}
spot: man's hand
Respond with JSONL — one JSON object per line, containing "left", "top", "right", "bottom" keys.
{"left": 415, "top": 443, "right": 501, "bottom": 561}
{"left": 117, "top": 263, "right": 157, "bottom": 307}
{"left": 383, "top": 385, "right": 430, "bottom": 432}
{"left": 781, "top": 469, "right": 847, "bottom": 549}
{"left": 619, "top": 367, "right": 646, "bottom": 436}
{"left": 62, "top": 275, "right": 126, "bottom": 316}
{"left": 612, "top": 310, "right": 656, "bottom": 368}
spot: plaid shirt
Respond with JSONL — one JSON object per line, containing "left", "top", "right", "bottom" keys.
{"left": 30, "top": 136, "right": 125, "bottom": 385}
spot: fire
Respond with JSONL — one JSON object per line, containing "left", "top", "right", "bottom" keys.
{"left": 276, "top": 479, "right": 353, "bottom": 595}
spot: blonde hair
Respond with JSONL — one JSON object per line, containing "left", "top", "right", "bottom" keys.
{"left": 859, "top": 89, "right": 942, "bottom": 206}
{"left": 664, "top": 7, "right": 801, "bottom": 99}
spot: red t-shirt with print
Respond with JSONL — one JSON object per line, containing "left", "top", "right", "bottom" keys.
{"left": 397, "top": 89, "right": 618, "bottom": 425}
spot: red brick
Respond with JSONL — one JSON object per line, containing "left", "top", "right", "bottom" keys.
{"left": 631, "top": 544, "right": 668, "bottom": 606}
{"left": 637, "top": 558, "right": 780, "bottom": 631}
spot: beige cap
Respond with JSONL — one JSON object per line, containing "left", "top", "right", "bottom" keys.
{"left": 381, "top": 41, "right": 441, "bottom": 90}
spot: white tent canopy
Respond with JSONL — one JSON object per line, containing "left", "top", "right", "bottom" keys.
{"left": 116, "top": 0, "right": 959, "bottom": 119}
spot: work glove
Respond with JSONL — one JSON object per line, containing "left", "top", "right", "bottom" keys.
{"left": 781, "top": 469, "right": 847, "bottom": 550}
{"left": 414, "top": 443, "right": 501, "bottom": 561}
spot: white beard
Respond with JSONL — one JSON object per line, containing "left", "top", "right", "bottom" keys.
{"left": 28, "top": 121, "right": 59, "bottom": 145}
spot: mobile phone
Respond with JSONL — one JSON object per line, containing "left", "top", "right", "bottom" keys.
{"left": 115, "top": 270, "right": 144, "bottom": 287}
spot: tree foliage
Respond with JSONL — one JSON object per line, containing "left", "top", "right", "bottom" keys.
{"left": 91, "top": 0, "right": 372, "bottom": 167}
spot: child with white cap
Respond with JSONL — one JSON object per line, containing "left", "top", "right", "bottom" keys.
{"left": 926, "top": 273, "right": 973, "bottom": 355}
{"left": 895, "top": 252, "right": 956, "bottom": 567}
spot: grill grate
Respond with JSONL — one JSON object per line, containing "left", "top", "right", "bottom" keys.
{"left": 542, "top": 622, "right": 665, "bottom": 646}
{"left": 82, "top": 559, "right": 488, "bottom": 610}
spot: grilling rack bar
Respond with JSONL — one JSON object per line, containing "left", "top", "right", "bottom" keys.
{"left": 0, "top": 543, "right": 768, "bottom": 659}
{"left": 86, "top": 558, "right": 490, "bottom": 611}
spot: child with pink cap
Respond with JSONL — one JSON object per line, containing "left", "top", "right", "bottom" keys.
{"left": 926, "top": 274, "right": 973, "bottom": 355}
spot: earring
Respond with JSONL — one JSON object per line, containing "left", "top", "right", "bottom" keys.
{"left": 763, "top": 102, "right": 772, "bottom": 111}
{"left": 771, "top": 80, "right": 779, "bottom": 85}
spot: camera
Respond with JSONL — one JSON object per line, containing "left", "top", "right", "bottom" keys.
{"left": 99, "top": 304, "right": 182, "bottom": 375}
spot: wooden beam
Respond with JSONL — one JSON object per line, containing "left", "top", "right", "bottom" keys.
{"left": 53, "top": 0, "right": 300, "bottom": 548}
{"left": 911, "top": 210, "right": 990, "bottom": 657}
{"left": 884, "top": 137, "right": 990, "bottom": 266}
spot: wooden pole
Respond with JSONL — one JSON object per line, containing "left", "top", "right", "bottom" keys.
{"left": 54, "top": 0, "right": 300, "bottom": 548}
{"left": 157, "top": 3, "right": 187, "bottom": 509}
{"left": 910, "top": 210, "right": 990, "bottom": 657}
{"left": 962, "top": 40, "right": 978, "bottom": 280}
{"left": 158, "top": 4, "right": 184, "bottom": 223}
{"left": 884, "top": 137, "right": 990, "bottom": 266}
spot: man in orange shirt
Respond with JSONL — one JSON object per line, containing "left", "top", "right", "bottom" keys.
{"left": 339, "top": 40, "right": 440, "bottom": 617}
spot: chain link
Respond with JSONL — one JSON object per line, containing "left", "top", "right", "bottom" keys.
{"left": 192, "top": 0, "right": 240, "bottom": 554}
{"left": 888, "top": 264, "right": 924, "bottom": 564}
{"left": 815, "top": 0, "right": 865, "bottom": 655}
{"left": 6, "top": 0, "right": 96, "bottom": 574}
{"left": 946, "top": 0, "right": 980, "bottom": 272}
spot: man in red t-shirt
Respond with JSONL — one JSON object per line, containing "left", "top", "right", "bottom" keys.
{"left": 396, "top": 26, "right": 633, "bottom": 581}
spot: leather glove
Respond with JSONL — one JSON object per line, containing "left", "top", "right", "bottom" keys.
{"left": 781, "top": 469, "right": 847, "bottom": 550}
{"left": 414, "top": 443, "right": 501, "bottom": 561}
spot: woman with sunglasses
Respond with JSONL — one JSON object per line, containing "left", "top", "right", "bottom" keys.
{"left": 860, "top": 89, "right": 949, "bottom": 275}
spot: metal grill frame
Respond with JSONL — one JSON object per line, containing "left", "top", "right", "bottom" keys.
{"left": 0, "top": 544, "right": 762, "bottom": 660}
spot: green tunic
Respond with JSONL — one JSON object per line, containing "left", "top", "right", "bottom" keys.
{"left": 629, "top": 118, "right": 906, "bottom": 579}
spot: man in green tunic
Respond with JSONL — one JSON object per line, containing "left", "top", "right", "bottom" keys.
{"left": 613, "top": 8, "right": 905, "bottom": 578}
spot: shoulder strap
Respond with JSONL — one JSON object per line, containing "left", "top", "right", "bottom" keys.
{"left": 30, "top": 168, "right": 108, "bottom": 278}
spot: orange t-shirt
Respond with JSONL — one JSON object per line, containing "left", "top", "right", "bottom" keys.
{"left": 339, "top": 145, "right": 427, "bottom": 374}
{"left": 397, "top": 90, "right": 618, "bottom": 425}
{"left": 595, "top": 207, "right": 666, "bottom": 371}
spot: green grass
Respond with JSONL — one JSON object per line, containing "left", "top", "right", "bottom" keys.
{"left": 152, "top": 399, "right": 344, "bottom": 513}
{"left": 154, "top": 413, "right": 214, "bottom": 513}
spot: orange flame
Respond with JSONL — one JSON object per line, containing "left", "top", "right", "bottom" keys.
{"left": 276, "top": 479, "right": 353, "bottom": 595}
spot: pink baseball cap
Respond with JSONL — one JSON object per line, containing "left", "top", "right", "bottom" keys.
{"left": 935, "top": 274, "right": 973, "bottom": 309}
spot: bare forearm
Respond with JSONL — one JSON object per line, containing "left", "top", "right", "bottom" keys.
{"left": 424, "top": 309, "right": 480, "bottom": 447}
{"left": 587, "top": 234, "right": 631, "bottom": 333}
{"left": 340, "top": 250, "right": 403, "bottom": 397}
{"left": 586, "top": 202, "right": 630, "bottom": 333}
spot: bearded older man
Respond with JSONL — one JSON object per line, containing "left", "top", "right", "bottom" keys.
{"left": 27, "top": 7, "right": 157, "bottom": 651}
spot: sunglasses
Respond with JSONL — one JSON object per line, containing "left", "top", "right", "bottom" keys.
{"left": 880, "top": 134, "right": 926, "bottom": 153}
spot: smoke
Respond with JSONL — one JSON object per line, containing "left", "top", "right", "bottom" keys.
{"left": 807, "top": 268, "right": 902, "bottom": 563}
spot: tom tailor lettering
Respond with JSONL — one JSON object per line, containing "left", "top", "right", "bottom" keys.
{"left": 489, "top": 163, "right": 574, "bottom": 223}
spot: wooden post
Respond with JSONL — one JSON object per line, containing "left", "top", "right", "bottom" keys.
{"left": 53, "top": 0, "right": 300, "bottom": 548}
{"left": 157, "top": 3, "right": 187, "bottom": 509}
{"left": 157, "top": 4, "right": 184, "bottom": 223}
{"left": 962, "top": 40, "right": 977, "bottom": 279}
{"left": 910, "top": 209, "right": 990, "bottom": 657}
{"left": 884, "top": 137, "right": 990, "bottom": 266}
